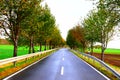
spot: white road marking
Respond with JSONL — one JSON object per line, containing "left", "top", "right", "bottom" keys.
{"left": 3, "top": 56, "right": 51, "bottom": 80}
{"left": 61, "top": 66, "right": 64, "bottom": 75}
{"left": 73, "top": 54, "right": 110, "bottom": 80}
{"left": 62, "top": 58, "right": 64, "bottom": 61}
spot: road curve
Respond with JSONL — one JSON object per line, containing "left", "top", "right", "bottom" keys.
{"left": 4, "top": 48, "right": 109, "bottom": 80}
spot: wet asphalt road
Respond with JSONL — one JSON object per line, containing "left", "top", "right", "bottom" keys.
{"left": 5, "top": 48, "right": 108, "bottom": 80}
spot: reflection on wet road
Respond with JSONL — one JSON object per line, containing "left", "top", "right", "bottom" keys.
{"left": 5, "top": 48, "right": 109, "bottom": 80}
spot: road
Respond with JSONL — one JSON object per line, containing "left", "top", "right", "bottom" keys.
{"left": 4, "top": 48, "right": 109, "bottom": 80}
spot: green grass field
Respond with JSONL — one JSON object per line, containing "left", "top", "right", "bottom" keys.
{"left": 93, "top": 48, "right": 120, "bottom": 55}
{"left": 0, "top": 45, "right": 49, "bottom": 60}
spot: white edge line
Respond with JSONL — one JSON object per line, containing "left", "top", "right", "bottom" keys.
{"left": 61, "top": 66, "right": 64, "bottom": 75}
{"left": 3, "top": 54, "right": 53, "bottom": 80}
{"left": 72, "top": 53, "right": 110, "bottom": 80}
{"left": 62, "top": 58, "right": 64, "bottom": 61}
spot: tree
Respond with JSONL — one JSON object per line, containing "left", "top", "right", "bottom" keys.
{"left": 97, "top": 0, "right": 119, "bottom": 60}
{"left": 50, "top": 26, "right": 65, "bottom": 48}
{"left": 37, "top": 4, "right": 56, "bottom": 51}
{"left": 0, "top": 0, "right": 42, "bottom": 57}
{"left": 83, "top": 0, "right": 119, "bottom": 60}
{"left": 72, "top": 25, "right": 86, "bottom": 51}
{"left": 20, "top": 3, "right": 42, "bottom": 53}
{"left": 66, "top": 29, "right": 76, "bottom": 49}
{"left": 83, "top": 11, "right": 100, "bottom": 55}
{"left": 66, "top": 25, "right": 86, "bottom": 51}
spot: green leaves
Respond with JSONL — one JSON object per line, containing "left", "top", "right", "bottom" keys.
{"left": 0, "top": 0, "right": 61, "bottom": 55}
{"left": 82, "top": 0, "right": 120, "bottom": 60}
{"left": 66, "top": 25, "right": 86, "bottom": 50}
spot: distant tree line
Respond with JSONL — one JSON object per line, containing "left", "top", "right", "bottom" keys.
{"left": 66, "top": 25, "right": 86, "bottom": 52}
{"left": 66, "top": 0, "right": 120, "bottom": 60}
{"left": 0, "top": 0, "right": 65, "bottom": 57}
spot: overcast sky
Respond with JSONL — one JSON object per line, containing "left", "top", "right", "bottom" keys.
{"left": 42, "top": 0, "right": 120, "bottom": 49}
{"left": 42, "top": 0, "right": 96, "bottom": 39}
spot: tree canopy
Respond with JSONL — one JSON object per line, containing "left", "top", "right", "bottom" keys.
{"left": 0, "top": 0, "right": 64, "bottom": 56}
{"left": 83, "top": 0, "right": 120, "bottom": 60}
{"left": 66, "top": 0, "right": 120, "bottom": 61}
{"left": 66, "top": 24, "right": 86, "bottom": 51}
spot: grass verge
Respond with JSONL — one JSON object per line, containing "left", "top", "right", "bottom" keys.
{"left": 71, "top": 50, "right": 119, "bottom": 80}
{"left": 0, "top": 50, "right": 55, "bottom": 79}
{"left": 107, "top": 64, "right": 120, "bottom": 74}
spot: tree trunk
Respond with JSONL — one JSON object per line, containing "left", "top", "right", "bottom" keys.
{"left": 47, "top": 42, "right": 48, "bottom": 50}
{"left": 49, "top": 44, "right": 51, "bottom": 49}
{"left": 44, "top": 40, "right": 46, "bottom": 51}
{"left": 82, "top": 41, "right": 85, "bottom": 52}
{"left": 83, "top": 47, "right": 85, "bottom": 53}
{"left": 29, "top": 45, "right": 31, "bottom": 54}
{"left": 29, "top": 37, "right": 35, "bottom": 53}
{"left": 32, "top": 41, "right": 35, "bottom": 53}
{"left": 49, "top": 41, "right": 52, "bottom": 49}
{"left": 29, "top": 38, "right": 32, "bottom": 53}
{"left": 13, "top": 40, "right": 18, "bottom": 57}
{"left": 101, "top": 47, "right": 105, "bottom": 61}
{"left": 39, "top": 42, "right": 42, "bottom": 51}
{"left": 90, "top": 41, "right": 93, "bottom": 55}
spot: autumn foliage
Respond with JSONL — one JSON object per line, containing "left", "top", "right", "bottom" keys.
{"left": 66, "top": 24, "right": 86, "bottom": 52}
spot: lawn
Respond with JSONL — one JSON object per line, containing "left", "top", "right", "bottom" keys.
{"left": 0, "top": 45, "right": 49, "bottom": 60}
{"left": 93, "top": 48, "right": 120, "bottom": 55}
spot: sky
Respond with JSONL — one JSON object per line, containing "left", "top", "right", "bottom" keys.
{"left": 42, "top": 0, "right": 120, "bottom": 49}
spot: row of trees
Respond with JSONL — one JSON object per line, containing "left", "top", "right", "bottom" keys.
{"left": 66, "top": 25, "right": 86, "bottom": 52}
{"left": 66, "top": 0, "right": 120, "bottom": 60}
{"left": 0, "top": 0, "right": 65, "bottom": 57}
